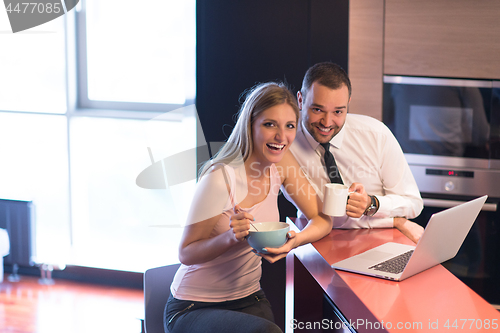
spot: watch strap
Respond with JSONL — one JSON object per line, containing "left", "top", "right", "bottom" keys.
{"left": 364, "top": 195, "right": 379, "bottom": 216}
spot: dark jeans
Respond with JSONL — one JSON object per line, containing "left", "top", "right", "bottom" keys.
{"left": 164, "top": 289, "right": 282, "bottom": 333}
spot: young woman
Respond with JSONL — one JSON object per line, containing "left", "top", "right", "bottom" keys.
{"left": 164, "top": 82, "right": 332, "bottom": 333}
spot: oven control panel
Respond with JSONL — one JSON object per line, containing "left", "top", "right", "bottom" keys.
{"left": 409, "top": 165, "right": 500, "bottom": 198}
{"left": 426, "top": 168, "right": 474, "bottom": 178}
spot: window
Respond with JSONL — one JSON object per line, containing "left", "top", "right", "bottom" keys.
{"left": 0, "top": 112, "right": 70, "bottom": 265}
{"left": 0, "top": 17, "right": 66, "bottom": 113}
{"left": 79, "top": 0, "right": 195, "bottom": 111}
{"left": 69, "top": 115, "right": 196, "bottom": 271}
{"left": 0, "top": 0, "right": 196, "bottom": 272}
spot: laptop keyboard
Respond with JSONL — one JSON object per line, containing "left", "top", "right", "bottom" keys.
{"left": 369, "top": 250, "right": 414, "bottom": 274}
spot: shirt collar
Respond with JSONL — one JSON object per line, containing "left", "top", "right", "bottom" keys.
{"left": 330, "top": 118, "right": 347, "bottom": 149}
{"left": 299, "top": 121, "right": 320, "bottom": 153}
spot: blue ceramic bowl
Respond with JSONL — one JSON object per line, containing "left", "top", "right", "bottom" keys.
{"left": 246, "top": 222, "right": 290, "bottom": 252}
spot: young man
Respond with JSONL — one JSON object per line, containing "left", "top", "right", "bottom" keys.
{"left": 281, "top": 62, "right": 424, "bottom": 243}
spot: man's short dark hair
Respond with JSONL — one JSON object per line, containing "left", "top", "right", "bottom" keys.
{"left": 301, "top": 62, "right": 352, "bottom": 99}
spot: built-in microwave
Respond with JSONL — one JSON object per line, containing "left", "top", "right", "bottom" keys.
{"left": 383, "top": 76, "right": 500, "bottom": 198}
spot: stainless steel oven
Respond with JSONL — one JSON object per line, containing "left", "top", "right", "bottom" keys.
{"left": 383, "top": 76, "right": 500, "bottom": 307}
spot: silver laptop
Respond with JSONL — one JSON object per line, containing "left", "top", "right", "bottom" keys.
{"left": 331, "top": 195, "right": 488, "bottom": 281}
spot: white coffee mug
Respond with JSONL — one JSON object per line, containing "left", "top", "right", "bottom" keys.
{"left": 323, "top": 183, "right": 349, "bottom": 216}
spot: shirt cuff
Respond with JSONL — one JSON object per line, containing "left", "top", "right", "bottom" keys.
{"left": 373, "top": 195, "right": 391, "bottom": 218}
{"left": 365, "top": 217, "right": 394, "bottom": 229}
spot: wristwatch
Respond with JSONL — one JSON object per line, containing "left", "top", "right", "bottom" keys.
{"left": 364, "top": 195, "right": 379, "bottom": 216}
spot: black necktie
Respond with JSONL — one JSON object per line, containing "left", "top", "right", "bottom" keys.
{"left": 320, "top": 143, "right": 343, "bottom": 184}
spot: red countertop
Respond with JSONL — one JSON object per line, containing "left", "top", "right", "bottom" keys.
{"left": 289, "top": 217, "right": 500, "bottom": 332}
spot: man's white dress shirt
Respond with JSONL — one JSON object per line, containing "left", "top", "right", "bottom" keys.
{"left": 284, "top": 113, "right": 423, "bottom": 228}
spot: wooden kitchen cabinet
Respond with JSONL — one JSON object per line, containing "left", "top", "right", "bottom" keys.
{"left": 384, "top": 0, "right": 500, "bottom": 79}
{"left": 348, "top": 0, "right": 384, "bottom": 120}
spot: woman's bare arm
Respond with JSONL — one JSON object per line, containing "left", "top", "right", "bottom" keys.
{"left": 260, "top": 151, "right": 332, "bottom": 262}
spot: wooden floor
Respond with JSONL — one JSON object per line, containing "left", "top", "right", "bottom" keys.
{"left": 0, "top": 274, "right": 144, "bottom": 333}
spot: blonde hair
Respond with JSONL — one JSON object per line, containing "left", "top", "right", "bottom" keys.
{"left": 199, "top": 82, "right": 299, "bottom": 178}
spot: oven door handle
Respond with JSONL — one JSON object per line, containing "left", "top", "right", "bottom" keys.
{"left": 423, "top": 198, "right": 497, "bottom": 212}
